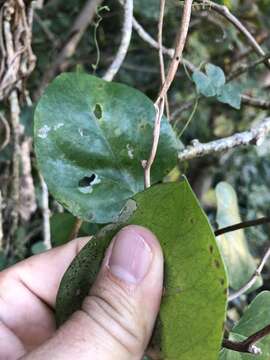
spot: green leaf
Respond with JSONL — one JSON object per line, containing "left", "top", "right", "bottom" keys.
{"left": 192, "top": 70, "right": 216, "bottom": 97}
{"left": 220, "top": 291, "right": 270, "bottom": 359}
{"left": 50, "top": 213, "right": 77, "bottom": 246}
{"left": 217, "top": 83, "right": 242, "bottom": 110}
{"left": 206, "top": 63, "right": 226, "bottom": 89}
{"left": 56, "top": 178, "right": 227, "bottom": 359}
{"left": 215, "top": 182, "right": 262, "bottom": 291}
{"left": 34, "top": 73, "right": 180, "bottom": 224}
{"left": 31, "top": 241, "right": 47, "bottom": 254}
{"left": 50, "top": 212, "right": 102, "bottom": 246}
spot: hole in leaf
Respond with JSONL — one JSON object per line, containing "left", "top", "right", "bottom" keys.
{"left": 94, "top": 103, "right": 102, "bottom": 119}
{"left": 78, "top": 174, "right": 96, "bottom": 187}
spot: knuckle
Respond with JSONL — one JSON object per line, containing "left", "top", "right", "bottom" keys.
{"left": 80, "top": 279, "right": 146, "bottom": 356}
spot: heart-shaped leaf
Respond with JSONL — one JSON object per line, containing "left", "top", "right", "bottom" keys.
{"left": 206, "top": 63, "right": 226, "bottom": 89}
{"left": 34, "top": 73, "right": 180, "bottom": 223}
{"left": 56, "top": 178, "right": 227, "bottom": 359}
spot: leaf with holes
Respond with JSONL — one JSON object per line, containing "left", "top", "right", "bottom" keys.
{"left": 220, "top": 291, "right": 270, "bottom": 359}
{"left": 56, "top": 178, "right": 227, "bottom": 360}
{"left": 34, "top": 73, "right": 180, "bottom": 223}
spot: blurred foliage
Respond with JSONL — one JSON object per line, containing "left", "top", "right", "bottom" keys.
{"left": 0, "top": 0, "right": 270, "bottom": 355}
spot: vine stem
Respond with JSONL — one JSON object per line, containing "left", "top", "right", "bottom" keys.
{"left": 228, "top": 246, "right": 270, "bottom": 302}
{"left": 215, "top": 216, "right": 270, "bottom": 237}
{"left": 143, "top": 0, "right": 193, "bottom": 188}
{"left": 223, "top": 323, "right": 270, "bottom": 355}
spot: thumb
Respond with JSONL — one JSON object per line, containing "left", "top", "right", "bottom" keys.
{"left": 27, "top": 225, "right": 163, "bottom": 360}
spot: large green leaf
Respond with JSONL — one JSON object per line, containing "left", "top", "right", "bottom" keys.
{"left": 220, "top": 291, "right": 270, "bottom": 359}
{"left": 56, "top": 179, "right": 227, "bottom": 359}
{"left": 215, "top": 182, "right": 262, "bottom": 291}
{"left": 34, "top": 73, "right": 179, "bottom": 224}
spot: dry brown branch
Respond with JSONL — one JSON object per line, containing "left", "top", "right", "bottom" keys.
{"left": 228, "top": 246, "right": 270, "bottom": 302}
{"left": 69, "top": 218, "right": 83, "bottom": 241}
{"left": 227, "top": 53, "right": 270, "bottom": 81}
{"left": 157, "top": 0, "right": 169, "bottom": 119}
{"left": 103, "top": 0, "right": 133, "bottom": 81}
{"left": 241, "top": 94, "right": 270, "bottom": 110}
{"left": 143, "top": 0, "right": 193, "bottom": 188}
{"left": 178, "top": 117, "right": 270, "bottom": 161}
{"left": 223, "top": 322, "right": 270, "bottom": 355}
{"left": 132, "top": 16, "right": 195, "bottom": 73}
{"left": 36, "top": 0, "right": 103, "bottom": 98}
{"left": 197, "top": 0, "right": 270, "bottom": 69}
{"left": 0, "top": 0, "right": 36, "bottom": 101}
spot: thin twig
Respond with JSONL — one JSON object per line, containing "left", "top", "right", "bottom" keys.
{"left": 39, "top": 174, "right": 51, "bottom": 250}
{"left": 157, "top": 0, "right": 170, "bottom": 119}
{"left": 197, "top": 0, "right": 270, "bottom": 69}
{"left": 36, "top": 0, "right": 103, "bottom": 98}
{"left": 215, "top": 216, "right": 270, "bottom": 237}
{"left": 227, "top": 53, "right": 270, "bottom": 81}
{"left": 103, "top": 0, "right": 133, "bottom": 81}
{"left": 223, "top": 323, "right": 270, "bottom": 355}
{"left": 229, "top": 246, "right": 270, "bottom": 302}
{"left": 0, "top": 112, "right": 10, "bottom": 150}
{"left": 8, "top": 89, "right": 21, "bottom": 242}
{"left": 156, "top": 0, "right": 193, "bottom": 103}
{"left": 143, "top": 0, "right": 193, "bottom": 188}
{"left": 132, "top": 16, "right": 195, "bottom": 72}
{"left": 68, "top": 218, "right": 83, "bottom": 241}
{"left": 241, "top": 94, "right": 270, "bottom": 110}
{"left": 178, "top": 117, "right": 270, "bottom": 161}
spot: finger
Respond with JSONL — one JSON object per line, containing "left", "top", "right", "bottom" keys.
{"left": 0, "top": 237, "right": 90, "bottom": 355}
{"left": 2, "top": 237, "right": 90, "bottom": 308}
{"left": 24, "top": 225, "right": 164, "bottom": 360}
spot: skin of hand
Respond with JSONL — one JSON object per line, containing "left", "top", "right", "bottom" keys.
{"left": 0, "top": 225, "right": 163, "bottom": 360}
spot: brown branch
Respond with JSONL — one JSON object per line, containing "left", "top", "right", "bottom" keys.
{"left": 215, "top": 216, "right": 270, "bottom": 237}
{"left": 103, "top": 0, "right": 133, "bottom": 81}
{"left": 143, "top": 0, "right": 193, "bottom": 188}
{"left": 68, "top": 218, "right": 83, "bottom": 241}
{"left": 178, "top": 117, "right": 270, "bottom": 161}
{"left": 157, "top": 0, "right": 193, "bottom": 103}
{"left": 36, "top": 0, "right": 103, "bottom": 98}
{"left": 197, "top": 0, "right": 270, "bottom": 69}
{"left": 229, "top": 246, "right": 270, "bottom": 302}
{"left": 157, "top": 0, "right": 170, "bottom": 119}
{"left": 227, "top": 53, "right": 270, "bottom": 81}
{"left": 132, "top": 16, "right": 195, "bottom": 72}
{"left": 223, "top": 323, "right": 270, "bottom": 355}
{"left": 241, "top": 94, "right": 270, "bottom": 110}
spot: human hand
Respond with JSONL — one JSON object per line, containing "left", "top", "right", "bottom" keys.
{"left": 0, "top": 225, "right": 163, "bottom": 359}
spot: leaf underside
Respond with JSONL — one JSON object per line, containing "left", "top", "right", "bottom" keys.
{"left": 56, "top": 179, "right": 227, "bottom": 360}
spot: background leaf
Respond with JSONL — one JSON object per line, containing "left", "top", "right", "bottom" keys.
{"left": 206, "top": 63, "right": 226, "bottom": 89}
{"left": 215, "top": 182, "right": 262, "bottom": 291}
{"left": 220, "top": 291, "right": 270, "bottom": 359}
{"left": 56, "top": 179, "right": 227, "bottom": 359}
{"left": 34, "top": 73, "right": 180, "bottom": 224}
{"left": 192, "top": 70, "right": 216, "bottom": 97}
{"left": 217, "top": 83, "right": 242, "bottom": 110}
